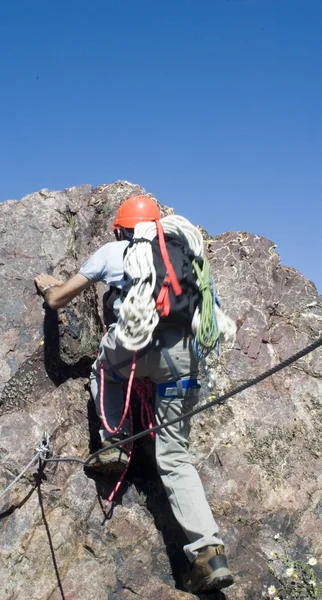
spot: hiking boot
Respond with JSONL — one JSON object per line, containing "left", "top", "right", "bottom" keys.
{"left": 87, "top": 436, "right": 129, "bottom": 474}
{"left": 189, "top": 545, "right": 234, "bottom": 593}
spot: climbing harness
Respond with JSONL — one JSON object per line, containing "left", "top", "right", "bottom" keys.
{"left": 1, "top": 335, "right": 321, "bottom": 507}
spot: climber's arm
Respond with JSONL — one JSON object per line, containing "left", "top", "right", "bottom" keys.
{"left": 34, "top": 241, "right": 127, "bottom": 309}
{"left": 34, "top": 273, "right": 93, "bottom": 309}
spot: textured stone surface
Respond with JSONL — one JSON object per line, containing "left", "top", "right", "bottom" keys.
{"left": 0, "top": 182, "right": 321, "bottom": 599}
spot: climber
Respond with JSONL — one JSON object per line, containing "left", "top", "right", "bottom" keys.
{"left": 34, "top": 194, "right": 235, "bottom": 594}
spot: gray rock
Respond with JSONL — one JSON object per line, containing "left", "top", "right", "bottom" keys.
{"left": 0, "top": 182, "right": 321, "bottom": 599}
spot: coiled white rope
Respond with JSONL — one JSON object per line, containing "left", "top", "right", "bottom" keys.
{"left": 115, "top": 216, "right": 204, "bottom": 351}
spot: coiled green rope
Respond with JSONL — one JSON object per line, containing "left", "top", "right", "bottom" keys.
{"left": 192, "top": 257, "right": 219, "bottom": 356}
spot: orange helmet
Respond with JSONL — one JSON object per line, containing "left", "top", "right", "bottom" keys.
{"left": 113, "top": 195, "right": 161, "bottom": 229}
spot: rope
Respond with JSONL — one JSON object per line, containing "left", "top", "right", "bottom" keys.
{"left": 0, "top": 454, "right": 41, "bottom": 501}
{"left": 35, "top": 335, "right": 322, "bottom": 466}
{"left": 115, "top": 215, "right": 204, "bottom": 351}
{"left": 0, "top": 437, "right": 50, "bottom": 501}
{"left": 98, "top": 353, "right": 137, "bottom": 506}
{"left": 137, "top": 379, "right": 155, "bottom": 440}
{"left": 105, "top": 380, "right": 155, "bottom": 507}
{"left": 98, "top": 355, "right": 155, "bottom": 508}
{"left": 99, "top": 352, "right": 137, "bottom": 434}
{"left": 105, "top": 404, "right": 134, "bottom": 508}
{"left": 192, "top": 258, "right": 220, "bottom": 356}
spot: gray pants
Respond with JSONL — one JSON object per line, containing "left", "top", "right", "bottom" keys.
{"left": 90, "top": 325, "right": 224, "bottom": 562}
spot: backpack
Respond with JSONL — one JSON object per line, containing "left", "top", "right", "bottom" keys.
{"left": 115, "top": 216, "right": 219, "bottom": 354}
{"left": 150, "top": 220, "right": 201, "bottom": 327}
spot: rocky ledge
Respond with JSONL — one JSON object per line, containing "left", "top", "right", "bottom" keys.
{"left": 0, "top": 182, "right": 321, "bottom": 600}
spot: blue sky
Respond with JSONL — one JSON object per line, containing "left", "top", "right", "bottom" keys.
{"left": 0, "top": 0, "right": 321, "bottom": 291}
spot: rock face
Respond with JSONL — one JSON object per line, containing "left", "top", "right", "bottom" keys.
{"left": 0, "top": 182, "right": 321, "bottom": 600}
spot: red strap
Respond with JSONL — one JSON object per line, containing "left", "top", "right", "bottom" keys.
{"left": 156, "top": 275, "right": 171, "bottom": 317}
{"left": 155, "top": 220, "right": 182, "bottom": 297}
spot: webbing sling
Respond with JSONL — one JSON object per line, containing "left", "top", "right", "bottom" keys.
{"left": 155, "top": 220, "right": 182, "bottom": 317}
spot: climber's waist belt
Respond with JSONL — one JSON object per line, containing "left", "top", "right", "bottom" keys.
{"left": 157, "top": 378, "right": 200, "bottom": 399}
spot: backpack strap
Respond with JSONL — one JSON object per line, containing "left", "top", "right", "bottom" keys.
{"left": 155, "top": 220, "right": 183, "bottom": 317}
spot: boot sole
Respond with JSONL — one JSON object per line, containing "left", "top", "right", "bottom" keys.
{"left": 191, "top": 570, "right": 234, "bottom": 593}
{"left": 86, "top": 456, "right": 128, "bottom": 474}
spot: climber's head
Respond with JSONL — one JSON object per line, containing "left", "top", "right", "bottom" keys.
{"left": 113, "top": 195, "right": 161, "bottom": 240}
